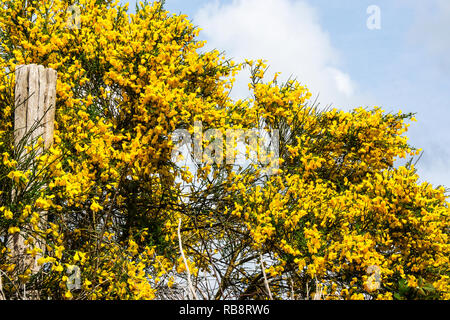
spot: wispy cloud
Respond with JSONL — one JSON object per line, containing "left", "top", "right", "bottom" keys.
{"left": 195, "top": 0, "right": 365, "bottom": 109}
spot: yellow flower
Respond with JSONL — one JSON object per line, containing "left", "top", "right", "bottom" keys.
{"left": 53, "top": 264, "right": 64, "bottom": 272}
{"left": 7, "top": 226, "right": 20, "bottom": 234}
{"left": 1, "top": 207, "right": 13, "bottom": 219}
{"left": 90, "top": 201, "right": 103, "bottom": 213}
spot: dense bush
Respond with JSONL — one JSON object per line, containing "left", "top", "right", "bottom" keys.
{"left": 0, "top": 0, "right": 448, "bottom": 300}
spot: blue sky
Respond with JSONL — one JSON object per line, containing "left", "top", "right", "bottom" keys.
{"left": 122, "top": 0, "right": 449, "bottom": 188}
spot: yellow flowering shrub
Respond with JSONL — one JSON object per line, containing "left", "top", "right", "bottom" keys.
{"left": 0, "top": 0, "right": 448, "bottom": 300}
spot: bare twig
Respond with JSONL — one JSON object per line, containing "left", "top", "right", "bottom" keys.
{"left": 259, "top": 253, "right": 273, "bottom": 300}
{"left": 178, "top": 218, "right": 198, "bottom": 300}
{"left": 23, "top": 283, "right": 27, "bottom": 300}
{"left": 215, "top": 241, "right": 243, "bottom": 300}
{"left": 306, "top": 281, "right": 310, "bottom": 300}
{"left": 290, "top": 278, "right": 295, "bottom": 300}
{"left": 0, "top": 273, "right": 5, "bottom": 300}
{"left": 312, "top": 276, "right": 323, "bottom": 300}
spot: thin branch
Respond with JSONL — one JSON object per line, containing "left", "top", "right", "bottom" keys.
{"left": 259, "top": 253, "right": 273, "bottom": 300}
{"left": 306, "top": 281, "right": 310, "bottom": 300}
{"left": 312, "top": 276, "right": 323, "bottom": 300}
{"left": 290, "top": 278, "right": 295, "bottom": 300}
{"left": 214, "top": 241, "right": 243, "bottom": 300}
{"left": 178, "top": 218, "right": 198, "bottom": 300}
{"left": 0, "top": 272, "right": 5, "bottom": 300}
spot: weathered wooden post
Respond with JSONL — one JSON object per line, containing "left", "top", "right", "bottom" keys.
{"left": 10, "top": 64, "right": 57, "bottom": 280}
{"left": 14, "top": 64, "right": 57, "bottom": 150}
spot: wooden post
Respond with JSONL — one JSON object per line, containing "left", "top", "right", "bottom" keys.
{"left": 10, "top": 64, "right": 57, "bottom": 279}
{"left": 14, "top": 64, "right": 57, "bottom": 152}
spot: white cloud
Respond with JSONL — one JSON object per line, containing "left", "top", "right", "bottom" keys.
{"left": 330, "top": 68, "right": 354, "bottom": 97}
{"left": 194, "top": 0, "right": 362, "bottom": 109}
